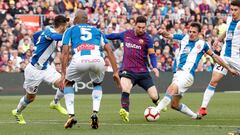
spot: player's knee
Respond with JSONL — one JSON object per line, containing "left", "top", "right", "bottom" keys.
{"left": 171, "top": 102, "right": 179, "bottom": 110}
{"left": 166, "top": 89, "right": 175, "bottom": 96}
{"left": 170, "top": 98, "right": 180, "bottom": 110}
{"left": 121, "top": 78, "right": 132, "bottom": 91}
{"left": 26, "top": 94, "right": 36, "bottom": 102}
{"left": 65, "top": 80, "right": 75, "bottom": 87}
{"left": 152, "top": 96, "right": 159, "bottom": 105}
{"left": 151, "top": 94, "right": 159, "bottom": 101}
{"left": 209, "top": 80, "right": 218, "bottom": 87}
{"left": 166, "top": 84, "right": 178, "bottom": 96}
{"left": 147, "top": 86, "right": 158, "bottom": 98}
{"left": 25, "top": 86, "right": 38, "bottom": 95}
{"left": 93, "top": 82, "right": 102, "bottom": 87}
{"left": 93, "top": 82, "right": 103, "bottom": 92}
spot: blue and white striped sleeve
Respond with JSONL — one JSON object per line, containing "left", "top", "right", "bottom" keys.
{"left": 45, "top": 29, "right": 62, "bottom": 41}
{"left": 173, "top": 34, "right": 185, "bottom": 40}
{"left": 105, "top": 31, "right": 125, "bottom": 41}
{"left": 33, "top": 31, "right": 42, "bottom": 44}
{"left": 49, "top": 33, "right": 62, "bottom": 41}
{"left": 203, "top": 42, "right": 210, "bottom": 53}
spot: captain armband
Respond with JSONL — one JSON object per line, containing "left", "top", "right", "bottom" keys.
{"left": 210, "top": 53, "right": 215, "bottom": 57}
{"left": 149, "top": 53, "right": 157, "bottom": 68}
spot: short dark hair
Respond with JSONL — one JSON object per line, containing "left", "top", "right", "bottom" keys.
{"left": 135, "top": 16, "right": 147, "bottom": 24}
{"left": 231, "top": 0, "right": 240, "bottom": 7}
{"left": 54, "top": 15, "right": 69, "bottom": 28}
{"left": 190, "top": 22, "right": 202, "bottom": 32}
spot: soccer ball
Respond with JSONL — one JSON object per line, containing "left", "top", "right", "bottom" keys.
{"left": 144, "top": 106, "right": 160, "bottom": 122}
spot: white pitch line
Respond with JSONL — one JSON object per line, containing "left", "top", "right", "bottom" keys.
{"left": 224, "top": 91, "right": 240, "bottom": 93}
{"left": 0, "top": 121, "right": 239, "bottom": 128}
{"left": 29, "top": 119, "right": 240, "bottom": 122}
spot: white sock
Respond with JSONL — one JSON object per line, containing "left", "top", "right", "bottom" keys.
{"left": 54, "top": 89, "right": 64, "bottom": 104}
{"left": 64, "top": 87, "right": 75, "bottom": 115}
{"left": 155, "top": 95, "right": 172, "bottom": 112}
{"left": 16, "top": 96, "right": 31, "bottom": 114}
{"left": 178, "top": 103, "right": 197, "bottom": 119}
{"left": 92, "top": 86, "right": 102, "bottom": 112}
{"left": 201, "top": 85, "right": 216, "bottom": 108}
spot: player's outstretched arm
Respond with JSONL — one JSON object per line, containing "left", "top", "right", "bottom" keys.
{"left": 217, "top": 32, "right": 226, "bottom": 43}
{"left": 158, "top": 29, "right": 173, "bottom": 39}
{"left": 207, "top": 49, "right": 239, "bottom": 76}
{"left": 213, "top": 32, "right": 226, "bottom": 49}
{"left": 148, "top": 49, "right": 159, "bottom": 77}
{"left": 59, "top": 45, "right": 69, "bottom": 90}
{"left": 105, "top": 32, "right": 125, "bottom": 41}
{"left": 104, "top": 44, "right": 121, "bottom": 88}
{"left": 49, "top": 33, "right": 63, "bottom": 41}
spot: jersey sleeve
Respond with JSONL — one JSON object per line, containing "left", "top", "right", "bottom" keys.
{"left": 146, "top": 36, "right": 154, "bottom": 50}
{"left": 203, "top": 42, "right": 210, "bottom": 53}
{"left": 147, "top": 35, "right": 157, "bottom": 68}
{"left": 45, "top": 30, "right": 63, "bottom": 41}
{"left": 100, "top": 32, "right": 109, "bottom": 47}
{"left": 146, "top": 35, "right": 155, "bottom": 53}
{"left": 32, "top": 31, "right": 43, "bottom": 45}
{"left": 226, "top": 15, "right": 232, "bottom": 25}
{"left": 105, "top": 31, "right": 125, "bottom": 41}
{"left": 49, "top": 33, "right": 63, "bottom": 41}
{"left": 62, "top": 28, "right": 71, "bottom": 46}
{"left": 173, "top": 34, "right": 185, "bottom": 40}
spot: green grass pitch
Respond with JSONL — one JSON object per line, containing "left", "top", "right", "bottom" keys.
{"left": 0, "top": 93, "right": 239, "bottom": 135}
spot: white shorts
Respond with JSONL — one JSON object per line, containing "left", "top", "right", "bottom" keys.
{"left": 213, "top": 56, "right": 240, "bottom": 75}
{"left": 172, "top": 70, "right": 194, "bottom": 94}
{"left": 66, "top": 55, "right": 105, "bottom": 83}
{"left": 23, "top": 63, "right": 61, "bottom": 94}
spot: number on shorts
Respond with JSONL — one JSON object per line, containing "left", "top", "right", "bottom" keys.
{"left": 216, "top": 65, "right": 224, "bottom": 71}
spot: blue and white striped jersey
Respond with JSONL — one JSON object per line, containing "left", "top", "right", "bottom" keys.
{"left": 221, "top": 16, "right": 240, "bottom": 59}
{"left": 62, "top": 24, "right": 108, "bottom": 57}
{"left": 173, "top": 34, "right": 210, "bottom": 76}
{"left": 31, "top": 27, "right": 62, "bottom": 70}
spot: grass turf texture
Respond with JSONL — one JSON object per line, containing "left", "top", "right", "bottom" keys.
{"left": 0, "top": 93, "right": 239, "bottom": 135}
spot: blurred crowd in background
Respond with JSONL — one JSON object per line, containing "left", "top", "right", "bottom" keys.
{"left": 0, "top": 0, "right": 230, "bottom": 73}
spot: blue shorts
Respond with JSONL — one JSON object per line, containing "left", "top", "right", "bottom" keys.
{"left": 119, "top": 70, "right": 154, "bottom": 91}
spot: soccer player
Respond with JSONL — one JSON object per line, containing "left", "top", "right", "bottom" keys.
{"left": 12, "top": 15, "right": 69, "bottom": 124}
{"left": 59, "top": 10, "right": 121, "bottom": 129}
{"left": 32, "top": 27, "right": 68, "bottom": 114}
{"left": 198, "top": 0, "right": 240, "bottom": 116}
{"left": 106, "top": 16, "right": 162, "bottom": 122}
{"left": 154, "top": 22, "right": 238, "bottom": 119}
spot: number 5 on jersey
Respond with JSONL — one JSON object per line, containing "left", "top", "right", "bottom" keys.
{"left": 80, "top": 28, "right": 92, "bottom": 41}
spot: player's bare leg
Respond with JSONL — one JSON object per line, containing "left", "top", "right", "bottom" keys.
{"left": 147, "top": 86, "right": 167, "bottom": 112}
{"left": 199, "top": 71, "right": 224, "bottom": 116}
{"left": 155, "top": 83, "right": 177, "bottom": 112}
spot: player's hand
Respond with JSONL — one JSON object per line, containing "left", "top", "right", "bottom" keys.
{"left": 158, "top": 29, "right": 170, "bottom": 38}
{"left": 158, "top": 29, "right": 164, "bottom": 35}
{"left": 152, "top": 68, "right": 159, "bottom": 78}
{"left": 212, "top": 40, "right": 220, "bottom": 50}
{"left": 113, "top": 72, "right": 121, "bottom": 89}
{"left": 229, "top": 68, "right": 239, "bottom": 76}
{"left": 58, "top": 76, "right": 65, "bottom": 90}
